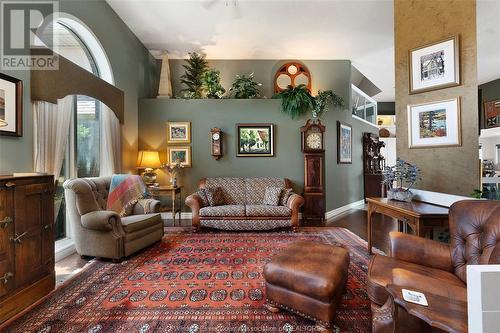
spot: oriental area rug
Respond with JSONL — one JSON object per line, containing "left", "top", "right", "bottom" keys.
{"left": 4, "top": 228, "right": 373, "bottom": 333}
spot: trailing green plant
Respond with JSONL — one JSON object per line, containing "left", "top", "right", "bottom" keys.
{"left": 228, "top": 73, "right": 262, "bottom": 99}
{"left": 312, "top": 90, "right": 344, "bottom": 119}
{"left": 202, "top": 69, "right": 225, "bottom": 98}
{"left": 274, "top": 84, "right": 313, "bottom": 119}
{"left": 180, "top": 52, "right": 208, "bottom": 98}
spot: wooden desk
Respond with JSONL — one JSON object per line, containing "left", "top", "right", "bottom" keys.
{"left": 367, "top": 197, "right": 449, "bottom": 254}
{"left": 386, "top": 284, "right": 467, "bottom": 333}
{"left": 148, "top": 185, "right": 183, "bottom": 225}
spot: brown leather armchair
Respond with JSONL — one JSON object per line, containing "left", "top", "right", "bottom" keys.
{"left": 368, "top": 200, "right": 500, "bottom": 333}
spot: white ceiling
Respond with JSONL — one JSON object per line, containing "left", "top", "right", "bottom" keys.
{"left": 106, "top": 0, "right": 500, "bottom": 102}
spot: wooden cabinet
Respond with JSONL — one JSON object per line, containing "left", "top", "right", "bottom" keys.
{"left": 0, "top": 175, "right": 55, "bottom": 323}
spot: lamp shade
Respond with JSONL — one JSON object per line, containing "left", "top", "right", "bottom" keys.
{"left": 0, "top": 119, "right": 7, "bottom": 128}
{"left": 137, "top": 150, "right": 161, "bottom": 169}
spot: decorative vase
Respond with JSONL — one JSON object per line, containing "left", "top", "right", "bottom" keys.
{"left": 387, "top": 188, "right": 414, "bottom": 202}
{"left": 170, "top": 176, "right": 177, "bottom": 188}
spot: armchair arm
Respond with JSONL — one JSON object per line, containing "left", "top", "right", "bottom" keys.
{"left": 81, "top": 210, "right": 121, "bottom": 231}
{"left": 390, "top": 232, "right": 453, "bottom": 272}
{"left": 490, "top": 244, "right": 500, "bottom": 264}
{"left": 287, "top": 193, "right": 304, "bottom": 227}
{"left": 185, "top": 193, "right": 203, "bottom": 228}
{"left": 133, "top": 199, "right": 161, "bottom": 215}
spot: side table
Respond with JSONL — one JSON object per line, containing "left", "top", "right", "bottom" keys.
{"left": 148, "top": 185, "right": 183, "bottom": 226}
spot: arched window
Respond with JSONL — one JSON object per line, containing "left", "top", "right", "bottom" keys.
{"left": 274, "top": 62, "right": 312, "bottom": 93}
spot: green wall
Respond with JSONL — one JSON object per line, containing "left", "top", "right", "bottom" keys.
{"left": 139, "top": 60, "right": 378, "bottom": 211}
{"left": 0, "top": 0, "right": 160, "bottom": 174}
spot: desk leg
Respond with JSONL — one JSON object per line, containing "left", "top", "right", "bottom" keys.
{"left": 367, "top": 204, "right": 375, "bottom": 255}
{"left": 416, "top": 218, "right": 423, "bottom": 238}
{"left": 171, "top": 191, "right": 176, "bottom": 226}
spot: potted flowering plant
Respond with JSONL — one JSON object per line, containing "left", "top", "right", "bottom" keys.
{"left": 161, "top": 161, "right": 184, "bottom": 187}
{"left": 382, "top": 158, "right": 421, "bottom": 202}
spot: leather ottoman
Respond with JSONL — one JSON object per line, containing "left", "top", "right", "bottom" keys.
{"left": 263, "top": 241, "right": 350, "bottom": 332}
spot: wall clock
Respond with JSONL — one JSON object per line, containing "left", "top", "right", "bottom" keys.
{"left": 210, "top": 127, "right": 223, "bottom": 160}
{"left": 300, "top": 119, "right": 326, "bottom": 224}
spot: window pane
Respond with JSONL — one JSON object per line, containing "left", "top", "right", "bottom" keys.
{"left": 76, "top": 95, "right": 100, "bottom": 178}
{"left": 54, "top": 157, "right": 67, "bottom": 241}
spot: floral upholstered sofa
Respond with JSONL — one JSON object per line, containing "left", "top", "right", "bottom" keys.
{"left": 185, "top": 177, "right": 304, "bottom": 230}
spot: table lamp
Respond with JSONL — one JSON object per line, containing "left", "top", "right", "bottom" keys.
{"left": 136, "top": 150, "right": 162, "bottom": 185}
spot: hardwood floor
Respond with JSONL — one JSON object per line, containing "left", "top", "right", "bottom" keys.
{"left": 55, "top": 206, "right": 398, "bottom": 284}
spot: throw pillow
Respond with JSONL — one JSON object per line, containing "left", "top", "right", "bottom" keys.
{"left": 206, "top": 187, "right": 225, "bottom": 206}
{"left": 263, "top": 187, "right": 282, "bottom": 206}
{"left": 197, "top": 189, "right": 210, "bottom": 207}
{"left": 279, "top": 188, "right": 293, "bottom": 206}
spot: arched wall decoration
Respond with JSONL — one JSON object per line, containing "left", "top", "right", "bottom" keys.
{"left": 274, "top": 62, "right": 312, "bottom": 93}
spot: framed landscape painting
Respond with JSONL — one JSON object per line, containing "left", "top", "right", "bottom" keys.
{"left": 408, "top": 97, "right": 461, "bottom": 148}
{"left": 337, "top": 121, "right": 352, "bottom": 164}
{"left": 167, "top": 146, "right": 192, "bottom": 167}
{"left": 167, "top": 121, "right": 191, "bottom": 144}
{"left": 0, "top": 73, "right": 23, "bottom": 137}
{"left": 409, "top": 36, "right": 460, "bottom": 94}
{"left": 236, "top": 123, "right": 274, "bottom": 157}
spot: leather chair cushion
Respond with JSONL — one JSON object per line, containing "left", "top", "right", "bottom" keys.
{"left": 121, "top": 213, "right": 162, "bottom": 233}
{"left": 264, "top": 241, "right": 349, "bottom": 302}
{"left": 199, "top": 205, "right": 246, "bottom": 217}
{"left": 245, "top": 205, "right": 291, "bottom": 217}
{"left": 368, "top": 254, "right": 466, "bottom": 306}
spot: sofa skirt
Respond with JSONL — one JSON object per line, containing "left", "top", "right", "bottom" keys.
{"left": 200, "top": 219, "right": 293, "bottom": 231}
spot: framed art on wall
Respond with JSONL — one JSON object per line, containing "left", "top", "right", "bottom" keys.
{"left": 409, "top": 36, "right": 460, "bottom": 94}
{"left": 236, "top": 123, "right": 274, "bottom": 157}
{"left": 0, "top": 73, "right": 23, "bottom": 137}
{"left": 484, "top": 100, "right": 500, "bottom": 129}
{"left": 408, "top": 97, "right": 461, "bottom": 148}
{"left": 167, "top": 146, "right": 192, "bottom": 167}
{"left": 337, "top": 121, "right": 352, "bottom": 164}
{"left": 167, "top": 121, "right": 191, "bottom": 144}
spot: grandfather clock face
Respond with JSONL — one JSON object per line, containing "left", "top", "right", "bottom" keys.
{"left": 306, "top": 130, "right": 323, "bottom": 150}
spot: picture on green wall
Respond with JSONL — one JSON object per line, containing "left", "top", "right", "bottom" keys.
{"left": 236, "top": 123, "right": 274, "bottom": 157}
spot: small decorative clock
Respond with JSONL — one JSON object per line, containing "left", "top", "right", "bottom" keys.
{"left": 300, "top": 119, "right": 326, "bottom": 224}
{"left": 210, "top": 127, "right": 223, "bottom": 160}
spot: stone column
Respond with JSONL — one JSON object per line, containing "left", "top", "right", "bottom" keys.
{"left": 158, "top": 51, "right": 173, "bottom": 98}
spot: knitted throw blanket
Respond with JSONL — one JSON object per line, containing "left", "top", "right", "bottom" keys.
{"left": 107, "top": 174, "right": 152, "bottom": 217}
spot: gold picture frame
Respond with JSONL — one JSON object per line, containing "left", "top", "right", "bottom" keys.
{"left": 409, "top": 35, "right": 460, "bottom": 94}
{"left": 167, "top": 121, "right": 191, "bottom": 144}
{"left": 167, "top": 146, "right": 192, "bottom": 167}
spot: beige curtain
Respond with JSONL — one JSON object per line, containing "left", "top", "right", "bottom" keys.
{"left": 33, "top": 96, "right": 74, "bottom": 182}
{"left": 99, "top": 103, "right": 122, "bottom": 176}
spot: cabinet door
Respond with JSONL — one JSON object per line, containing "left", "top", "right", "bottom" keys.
{"left": 304, "top": 193, "right": 325, "bottom": 219}
{"left": 41, "top": 183, "right": 54, "bottom": 273}
{"left": 0, "top": 186, "right": 15, "bottom": 298}
{"left": 13, "top": 183, "right": 50, "bottom": 288}
{"left": 304, "top": 154, "right": 324, "bottom": 193}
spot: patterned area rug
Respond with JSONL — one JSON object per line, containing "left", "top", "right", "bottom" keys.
{"left": 4, "top": 228, "right": 372, "bottom": 333}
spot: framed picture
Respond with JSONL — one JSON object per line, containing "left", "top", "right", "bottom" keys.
{"left": 409, "top": 36, "right": 460, "bottom": 94}
{"left": 407, "top": 97, "right": 461, "bottom": 148}
{"left": 0, "top": 73, "right": 23, "bottom": 137}
{"left": 484, "top": 100, "right": 500, "bottom": 129}
{"left": 236, "top": 123, "right": 274, "bottom": 157}
{"left": 167, "top": 121, "right": 191, "bottom": 144}
{"left": 167, "top": 146, "right": 192, "bottom": 167}
{"left": 337, "top": 121, "right": 352, "bottom": 164}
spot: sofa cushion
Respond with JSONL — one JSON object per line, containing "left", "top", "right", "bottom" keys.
{"left": 205, "top": 187, "right": 225, "bottom": 206}
{"left": 245, "top": 177, "right": 286, "bottom": 204}
{"left": 246, "top": 205, "right": 291, "bottom": 217}
{"left": 200, "top": 205, "right": 246, "bottom": 217}
{"left": 197, "top": 189, "right": 210, "bottom": 207}
{"left": 279, "top": 188, "right": 293, "bottom": 206}
{"left": 121, "top": 213, "right": 162, "bottom": 233}
{"left": 204, "top": 178, "right": 246, "bottom": 205}
{"left": 263, "top": 187, "right": 282, "bottom": 206}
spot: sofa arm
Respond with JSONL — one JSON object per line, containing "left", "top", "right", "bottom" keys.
{"left": 390, "top": 232, "right": 453, "bottom": 272}
{"left": 133, "top": 199, "right": 161, "bottom": 214}
{"left": 287, "top": 193, "right": 304, "bottom": 227}
{"left": 81, "top": 210, "right": 121, "bottom": 231}
{"left": 185, "top": 193, "right": 203, "bottom": 228}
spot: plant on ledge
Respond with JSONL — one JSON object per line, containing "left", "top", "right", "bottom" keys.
{"left": 180, "top": 52, "right": 208, "bottom": 98}
{"left": 382, "top": 158, "right": 421, "bottom": 202}
{"left": 228, "top": 73, "right": 262, "bottom": 99}
{"left": 312, "top": 90, "right": 344, "bottom": 119}
{"left": 202, "top": 69, "right": 225, "bottom": 98}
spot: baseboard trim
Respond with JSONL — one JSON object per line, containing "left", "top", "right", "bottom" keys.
{"left": 161, "top": 212, "right": 193, "bottom": 220}
{"left": 325, "top": 199, "right": 365, "bottom": 220}
{"left": 55, "top": 238, "right": 76, "bottom": 262}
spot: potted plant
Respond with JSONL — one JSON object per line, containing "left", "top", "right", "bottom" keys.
{"left": 202, "top": 68, "right": 225, "bottom": 98}
{"left": 382, "top": 158, "right": 421, "bottom": 202}
{"left": 228, "top": 73, "right": 262, "bottom": 98}
{"left": 179, "top": 52, "right": 208, "bottom": 98}
{"left": 274, "top": 85, "right": 344, "bottom": 120}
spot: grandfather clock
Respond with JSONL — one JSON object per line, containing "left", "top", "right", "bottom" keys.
{"left": 301, "top": 119, "right": 326, "bottom": 224}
